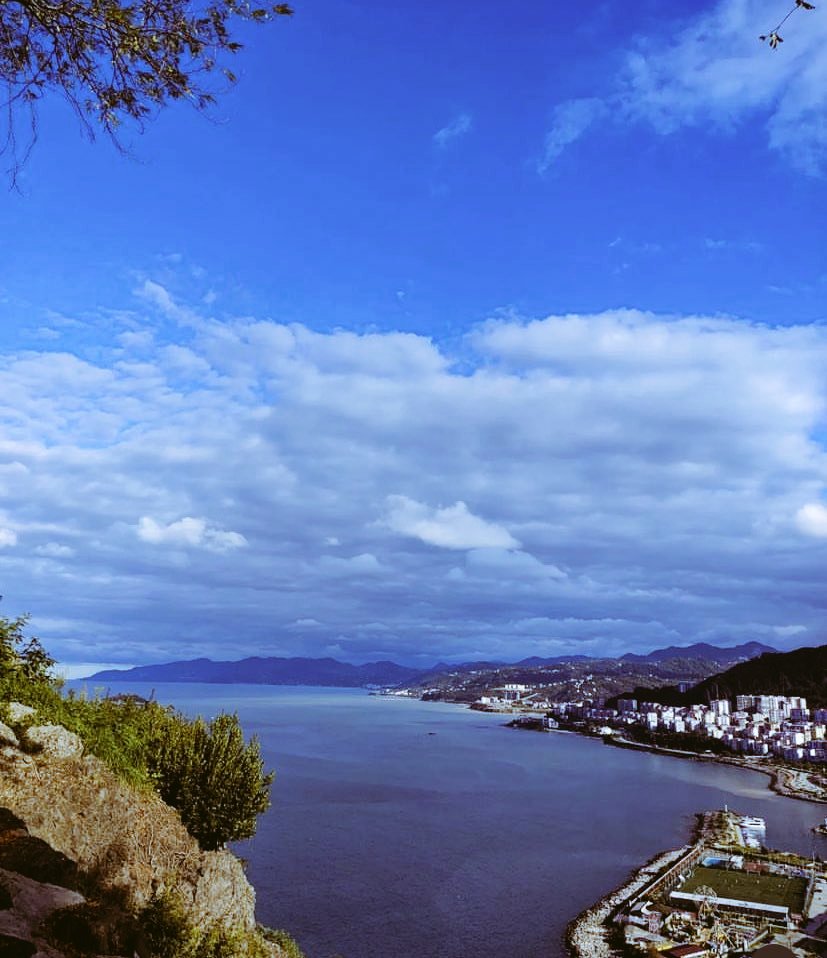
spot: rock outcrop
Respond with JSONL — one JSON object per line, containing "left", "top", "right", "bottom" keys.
{"left": 17, "top": 726, "right": 83, "bottom": 761}
{"left": 0, "top": 721, "right": 18, "bottom": 748}
{"left": 0, "top": 702, "right": 272, "bottom": 958}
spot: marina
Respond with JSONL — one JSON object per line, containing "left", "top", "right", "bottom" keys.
{"left": 570, "top": 810, "right": 827, "bottom": 958}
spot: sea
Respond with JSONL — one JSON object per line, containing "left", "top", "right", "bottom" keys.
{"left": 73, "top": 682, "right": 827, "bottom": 958}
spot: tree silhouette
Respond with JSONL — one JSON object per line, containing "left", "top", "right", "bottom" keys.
{"left": 0, "top": 0, "right": 292, "bottom": 181}
{"left": 760, "top": 0, "right": 816, "bottom": 49}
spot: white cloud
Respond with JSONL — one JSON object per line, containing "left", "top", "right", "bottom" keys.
{"left": 537, "top": 98, "right": 606, "bottom": 172}
{"left": 384, "top": 496, "right": 520, "bottom": 550}
{"left": 206, "top": 529, "right": 248, "bottom": 552}
{"left": 433, "top": 112, "right": 473, "bottom": 148}
{"left": 135, "top": 280, "right": 200, "bottom": 325}
{"left": 35, "top": 542, "right": 75, "bottom": 558}
{"left": 620, "top": 0, "right": 827, "bottom": 172}
{"left": 137, "top": 516, "right": 246, "bottom": 551}
{"left": 704, "top": 238, "right": 763, "bottom": 252}
{"left": 795, "top": 502, "right": 827, "bottom": 537}
{"left": 463, "top": 549, "right": 566, "bottom": 580}
{"left": 4, "top": 296, "right": 827, "bottom": 666}
{"left": 540, "top": 0, "right": 827, "bottom": 172}
{"left": 0, "top": 527, "right": 17, "bottom": 548}
{"left": 316, "top": 553, "right": 383, "bottom": 575}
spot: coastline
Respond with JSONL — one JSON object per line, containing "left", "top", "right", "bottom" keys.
{"left": 492, "top": 705, "right": 827, "bottom": 805}
{"left": 602, "top": 732, "right": 827, "bottom": 804}
{"left": 564, "top": 844, "right": 692, "bottom": 958}
{"left": 563, "top": 807, "right": 817, "bottom": 958}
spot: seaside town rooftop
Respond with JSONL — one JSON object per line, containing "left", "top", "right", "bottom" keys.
{"left": 485, "top": 688, "right": 827, "bottom": 767}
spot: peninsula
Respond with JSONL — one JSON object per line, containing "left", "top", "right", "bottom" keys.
{"left": 568, "top": 808, "right": 827, "bottom": 958}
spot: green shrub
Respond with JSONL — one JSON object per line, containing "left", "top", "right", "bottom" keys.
{"left": 0, "top": 614, "right": 273, "bottom": 850}
{"left": 142, "top": 892, "right": 289, "bottom": 958}
{"left": 260, "top": 927, "right": 306, "bottom": 958}
{"left": 148, "top": 712, "right": 274, "bottom": 850}
{"left": 142, "top": 891, "right": 202, "bottom": 958}
{"left": 0, "top": 613, "right": 55, "bottom": 696}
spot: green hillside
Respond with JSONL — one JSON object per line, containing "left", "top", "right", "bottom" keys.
{"left": 609, "top": 644, "right": 827, "bottom": 709}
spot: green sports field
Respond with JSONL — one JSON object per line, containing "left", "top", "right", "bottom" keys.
{"left": 678, "top": 866, "right": 807, "bottom": 913}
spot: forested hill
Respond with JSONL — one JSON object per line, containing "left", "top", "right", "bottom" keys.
{"left": 620, "top": 640, "right": 774, "bottom": 665}
{"left": 609, "top": 644, "right": 827, "bottom": 709}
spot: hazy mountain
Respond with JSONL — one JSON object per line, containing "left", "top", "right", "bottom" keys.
{"left": 84, "top": 641, "right": 780, "bottom": 692}
{"left": 86, "top": 656, "right": 426, "bottom": 688}
{"left": 620, "top": 641, "right": 775, "bottom": 665}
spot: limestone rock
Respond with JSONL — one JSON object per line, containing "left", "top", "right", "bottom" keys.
{"left": 0, "top": 867, "right": 84, "bottom": 958}
{"left": 0, "top": 722, "right": 18, "bottom": 748}
{"left": 0, "top": 868, "right": 84, "bottom": 931}
{"left": 6, "top": 704, "right": 35, "bottom": 724}
{"left": 0, "top": 810, "right": 78, "bottom": 890}
{"left": 19, "top": 727, "right": 83, "bottom": 761}
{"left": 0, "top": 718, "right": 265, "bottom": 952}
{"left": 0, "top": 733, "right": 257, "bottom": 930}
{"left": 0, "top": 747, "right": 35, "bottom": 775}
{"left": 188, "top": 849, "right": 257, "bottom": 932}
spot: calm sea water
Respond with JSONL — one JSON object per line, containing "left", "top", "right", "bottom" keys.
{"left": 78, "top": 683, "right": 827, "bottom": 958}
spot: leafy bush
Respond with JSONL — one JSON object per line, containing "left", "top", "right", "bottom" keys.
{"left": 142, "top": 891, "right": 297, "bottom": 958}
{"left": 0, "top": 614, "right": 273, "bottom": 849}
{"left": 0, "top": 613, "right": 55, "bottom": 692}
{"left": 142, "top": 891, "right": 204, "bottom": 958}
{"left": 148, "top": 712, "right": 274, "bottom": 850}
{"left": 260, "top": 927, "right": 306, "bottom": 958}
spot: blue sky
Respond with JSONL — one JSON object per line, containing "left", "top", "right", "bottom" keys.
{"left": 1, "top": 0, "right": 826, "bottom": 674}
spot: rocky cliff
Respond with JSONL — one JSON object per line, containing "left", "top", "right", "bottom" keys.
{"left": 0, "top": 704, "right": 292, "bottom": 958}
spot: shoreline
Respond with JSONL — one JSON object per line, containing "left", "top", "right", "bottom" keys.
{"left": 602, "top": 732, "right": 827, "bottom": 804}
{"left": 488, "top": 704, "right": 827, "bottom": 805}
{"left": 564, "top": 843, "right": 692, "bottom": 958}
{"left": 563, "top": 808, "right": 805, "bottom": 958}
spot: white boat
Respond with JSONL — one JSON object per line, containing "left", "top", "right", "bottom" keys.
{"left": 738, "top": 815, "right": 766, "bottom": 848}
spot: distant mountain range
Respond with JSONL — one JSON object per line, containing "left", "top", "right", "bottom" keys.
{"left": 619, "top": 641, "right": 775, "bottom": 666}
{"left": 84, "top": 640, "right": 776, "bottom": 688}
{"left": 609, "top": 644, "right": 827, "bottom": 709}
{"left": 87, "top": 656, "right": 424, "bottom": 688}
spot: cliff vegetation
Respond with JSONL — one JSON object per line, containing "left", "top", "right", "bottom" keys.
{"left": 0, "top": 613, "right": 304, "bottom": 958}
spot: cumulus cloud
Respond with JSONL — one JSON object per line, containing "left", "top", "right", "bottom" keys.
{"left": 316, "top": 553, "right": 384, "bottom": 576}
{"left": 541, "top": 0, "right": 827, "bottom": 172}
{"left": 137, "top": 516, "right": 246, "bottom": 552}
{"left": 795, "top": 503, "right": 827, "bottom": 537}
{"left": 433, "top": 112, "right": 473, "bottom": 148}
{"left": 135, "top": 280, "right": 200, "bottom": 326}
{"left": 0, "top": 527, "right": 18, "bottom": 548}
{"left": 3, "top": 294, "right": 827, "bottom": 667}
{"left": 383, "top": 496, "right": 520, "bottom": 550}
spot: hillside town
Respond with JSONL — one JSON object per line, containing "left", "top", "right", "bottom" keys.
{"left": 479, "top": 685, "right": 827, "bottom": 765}
{"left": 568, "top": 694, "right": 824, "bottom": 764}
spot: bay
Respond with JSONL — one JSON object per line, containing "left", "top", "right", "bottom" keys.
{"left": 81, "top": 682, "right": 827, "bottom": 958}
